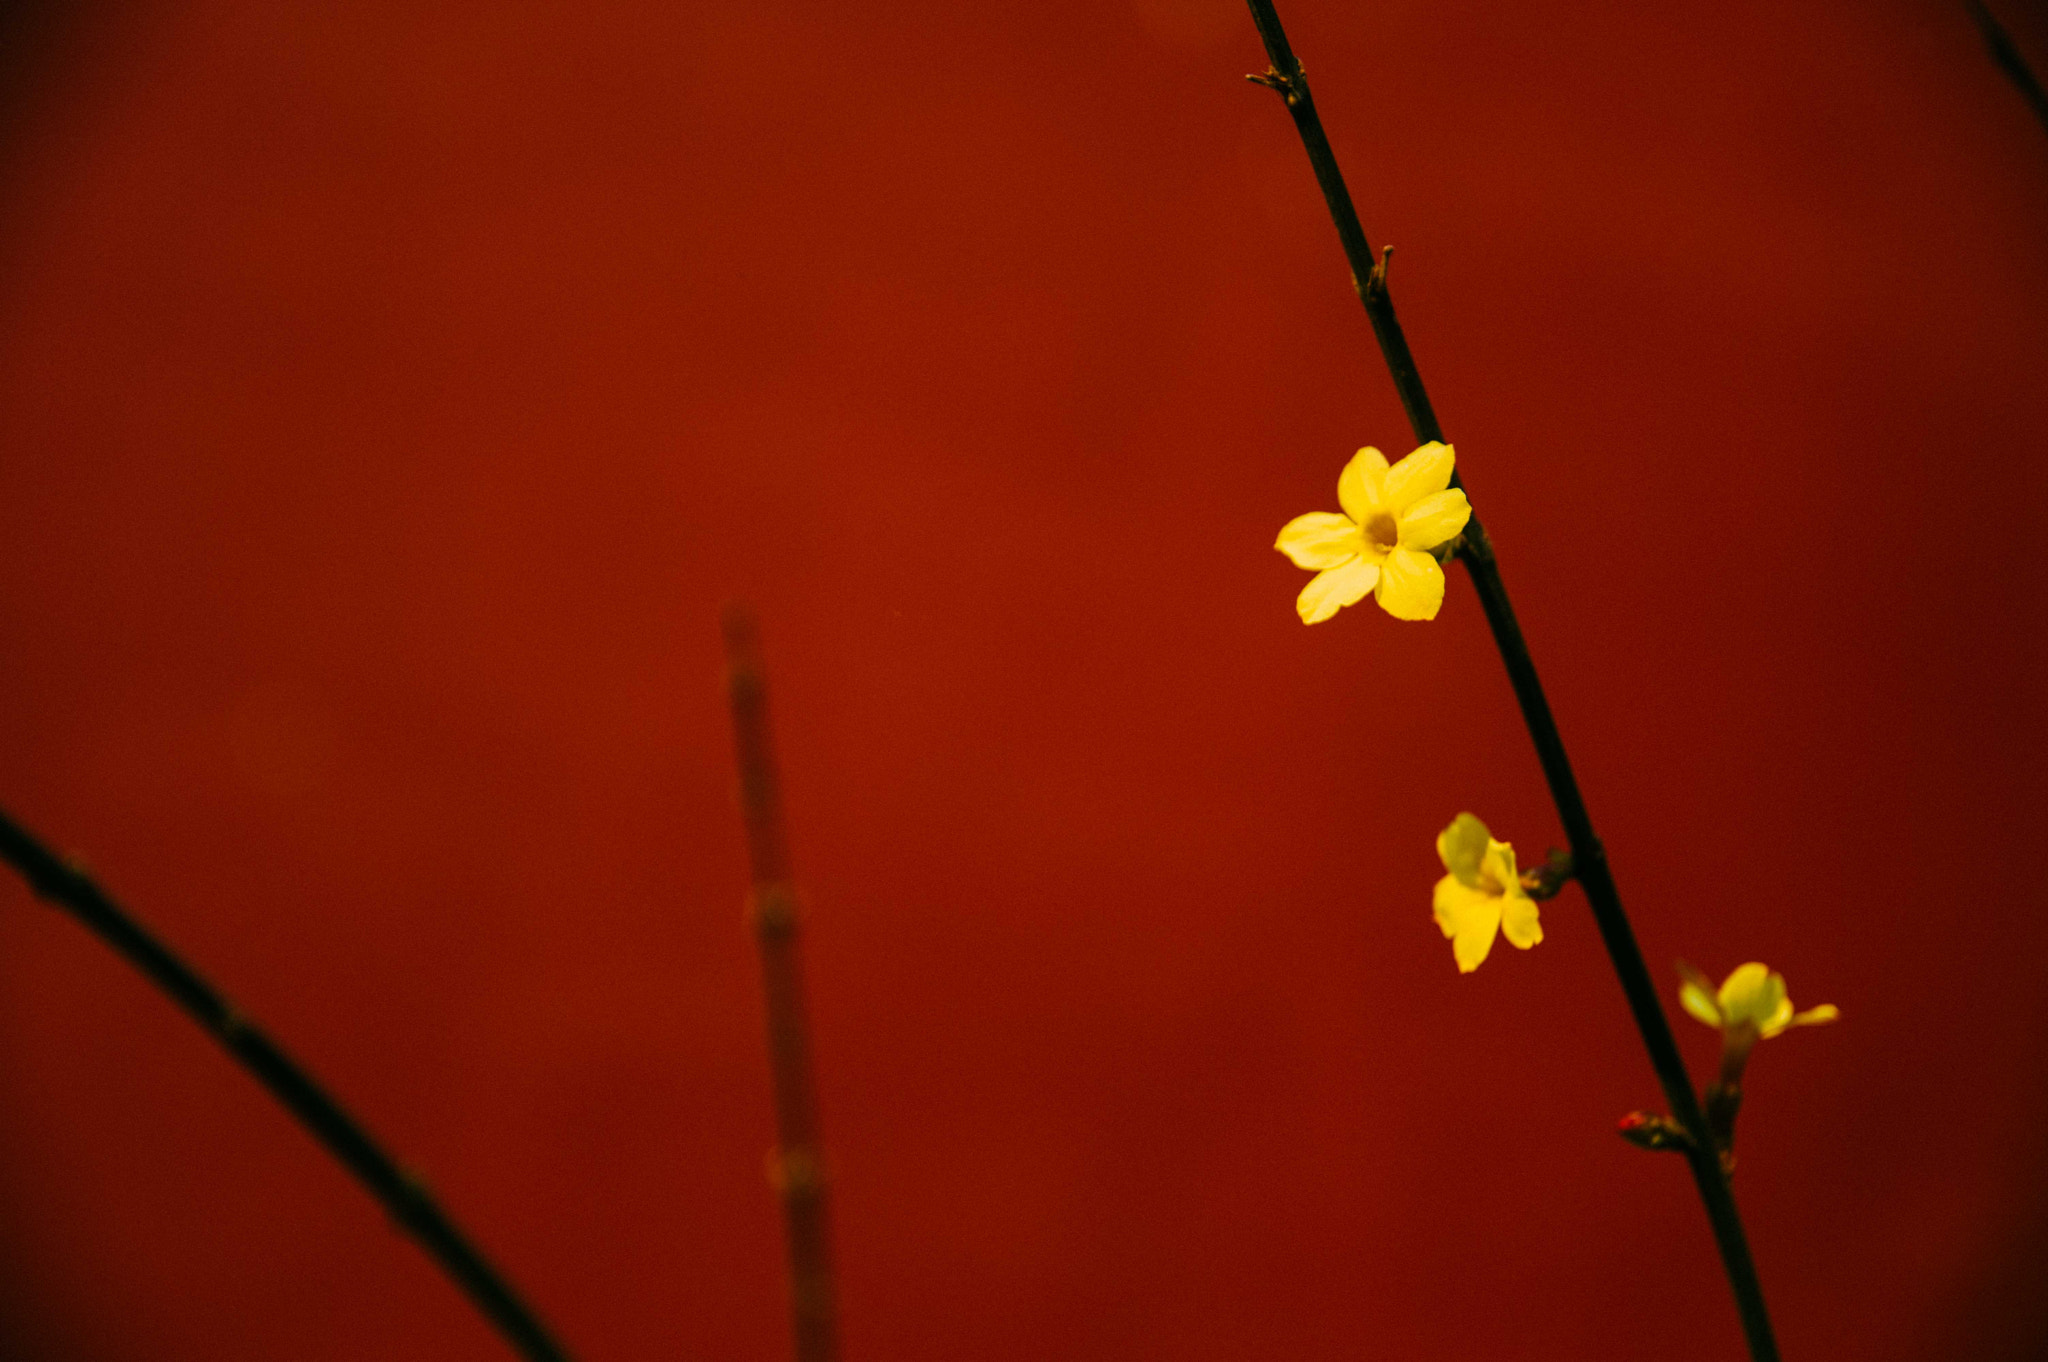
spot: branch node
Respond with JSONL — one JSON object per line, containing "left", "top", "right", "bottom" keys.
{"left": 1519, "top": 848, "right": 1575, "bottom": 900}
{"left": 766, "top": 1144, "right": 832, "bottom": 1199}
{"left": 1367, "top": 243, "right": 1394, "bottom": 295}
{"left": 1617, "top": 1111, "right": 1695, "bottom": 1153}
{"left": 1453, "top": 519, "right": 1496, "bottom": 566}
{"left": 1245, "top": 67, "right": 1301, "bottom": 106}
{"left": 748, "top": 883, "right": 802, "bottom": 939}
{"left": 1576, "top": 834, "right": 1608, "bottom": 871}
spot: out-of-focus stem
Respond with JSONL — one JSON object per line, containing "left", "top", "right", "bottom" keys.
{"left": 0, "top": 808, "right": 571, "bottom": 1362}
{"left": 1967, "top": 1, "right": 2048, "bottom": 137}
{"left": 722, "top": 605, "right": 840, "bottom": 1362}
{"left": 1241, "top": 3, "right": 1780, "bottom": 1357}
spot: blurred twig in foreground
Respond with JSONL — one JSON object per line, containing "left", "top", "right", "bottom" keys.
{"left": 1968, "top": 1, "right": 2048, "bottom": 137}
{"left": 723, "top": 604, "right": 840, "bottom": 1362}
{"left": 0, "top": 806, "right": 571, "bottom": 1362}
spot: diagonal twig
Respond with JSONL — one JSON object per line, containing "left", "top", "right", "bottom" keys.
{"left": 0, "top": 806, "right": 571, "bottom": 1362}
{"left": 1240, "top": 3, "right": 1781, "bottom": 1358}
{"left": 1968, "top": 1, "right": 2048, "bottom": 138}
{"left": 722, "top": 604, "right": 840, "bottom": 1362}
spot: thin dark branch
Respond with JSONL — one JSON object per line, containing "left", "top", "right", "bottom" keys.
{"left": 1240, "top": 3, "right": 1781, "bottom": 1359}
{"left": 1968, "top": 1, "right": 2048, "bottom": 137}
{"left": 0, "top": 807, "right": 571, "bottom": 1362}
{"left": 722, "top": 604, "right": 840, "bottom": 1362}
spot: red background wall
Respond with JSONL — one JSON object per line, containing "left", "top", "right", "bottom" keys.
{"left": 1, "top": 1, "right": 2045, "bottom": 1358}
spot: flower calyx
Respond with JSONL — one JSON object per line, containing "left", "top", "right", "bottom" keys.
{"left": 1517, "top": 847, "right": 1574, "bottom": 900}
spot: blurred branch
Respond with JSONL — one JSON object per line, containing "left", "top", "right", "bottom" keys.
{"left": 0, "top": 807, "right": 571, "bottom": 1362}
{"left": 1241, "top": 3, "right": 1780, "bottom": 1359}
{"left": 722, "top": 605, "right": 840, "bottom": 1362}
{"left": 1968, "top": 1, "right": 2048, "bottom": 137}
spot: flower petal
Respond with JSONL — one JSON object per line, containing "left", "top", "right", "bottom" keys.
{"left": 1337, "top": 447, "right": 1389, "bottom": 522}
{"left": 1679, "top": 979, "right": 1723, "bottom": 1028}
{"left": 1296, "top": 558, "right": 1380, "bottom": 625}
{"left": 1431, "top": 875, "right": 1472, "bottom": 938}
{"left": 1758, "top": 990, "right": 1797, "bottom": 1038}
{"left": 1374, "top": 548, "right": 1446, "bottom": 620}
{"left": 1436, "top": 813, "right": 1491, "bottom": 887}
{"left": 1379, "top": 441, "right": 1455, "bottom": 516}
{"left": 1789, "top": 1003, "right": 1840, "bottom": 1028}
{"left": 1397, "top": 488, "right": 1471, "bottom": 552}
{"left": 1275, "top": 512, "right": 1363, "bottom": 569}
{"left": 1432, "top": 877, "right": 1503, "bottom": 973}
{"left": 1481, "top": 839, "right": 1520, "bottom": 892}
{"left": 1718, "top": 963, "right": 1781, "bottom": 1030}
{"left": 1499, "top": 886, "right": 1543, "bottom": 950}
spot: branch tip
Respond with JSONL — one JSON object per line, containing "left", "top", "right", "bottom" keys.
{"left": 1368, "top": 243, "right": 1394, "bottom": 292}
{"left": 720, "top": 599, "right": 763, "bottom": 663}
{"left": 1246, "top": 68, "right": 1296, "bottom": 103}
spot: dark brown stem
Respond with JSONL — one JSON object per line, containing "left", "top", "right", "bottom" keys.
{"left": 722, "top": 605, "right": 840, "bottom": 1362}
{"left": 0, "top": 808, "right": 571, "bottom": 1362}
{"left": 1967, "top": 1, "right": 2048, "bottom": 138}
{"left": 1242, "top": 3, "right": 1780, "bottom": 1357}
{"left": 1703, "top": 1080, "right": 1744, "bottom": 1176}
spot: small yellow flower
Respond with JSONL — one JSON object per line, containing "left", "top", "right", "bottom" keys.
{"left": 1432, "top": 812, "right": 1542, "bottom": 973}
{"left": 1679, "top": 962, "right": 1839, "bottom": 1039}
{"left": 1275, "top": 441, "right": 1472, "bottom": 624}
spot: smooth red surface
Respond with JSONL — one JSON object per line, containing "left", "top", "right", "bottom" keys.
{"left": 1, "top": 1, "right": 2045, "bottom": 1358}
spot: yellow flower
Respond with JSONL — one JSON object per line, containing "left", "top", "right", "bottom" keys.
{"left": 1431, "top": 812, "right": 1542, "bottom": 973}
{"left": 1679, "top": 962, "right": 1839, "bottom": 1039}
{"left": 1275, "top": 441, "right": 1472, "bottom": 624}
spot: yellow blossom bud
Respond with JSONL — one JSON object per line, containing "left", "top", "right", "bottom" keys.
{"left": 1678, "top": 962, "right": 1839, "bottom": 1040}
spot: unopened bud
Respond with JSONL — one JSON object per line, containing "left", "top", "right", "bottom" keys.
{"left": 1616, "top": 1111, "right": 1694, "bottom": 1153}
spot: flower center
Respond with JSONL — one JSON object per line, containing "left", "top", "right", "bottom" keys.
{"left": 1364, "top": 512, "right": 1400, "bottom": 551}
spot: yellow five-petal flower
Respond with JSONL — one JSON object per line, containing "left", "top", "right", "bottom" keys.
{"left": 1679, "top": 962, "right": 1839, "bottom": 1039}
{"left": 1431, "top": 812, "right": 1542, "bottom": 973}
{"left": 1276, "top": 442, "right": 1472, "bottom": 624}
